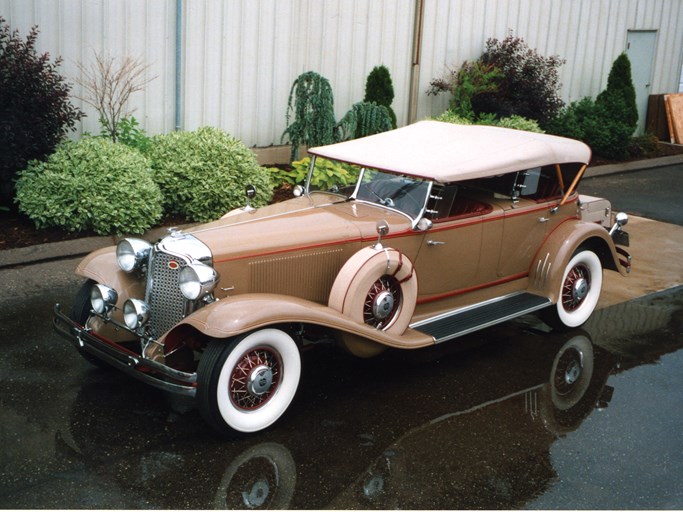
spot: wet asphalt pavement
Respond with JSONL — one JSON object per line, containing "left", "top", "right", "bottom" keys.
{"left": 1, "top": 165, "right": 682, "bottom": 509}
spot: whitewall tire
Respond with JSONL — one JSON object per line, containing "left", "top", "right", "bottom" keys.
{"left": 545, "top": 250, "right": 602, "bottom": 330}
{"left": 197, "top": 329, "right": 301, "bottom": 435}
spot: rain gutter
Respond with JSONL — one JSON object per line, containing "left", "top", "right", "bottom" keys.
{"left": 407, "top": 0, "right": 425, "bottom": 124}
{"left": 175, "top": 0, "right": 182, "bottom": 131}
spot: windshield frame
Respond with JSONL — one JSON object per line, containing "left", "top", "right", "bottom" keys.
{"left": 305, "top": 156, "right": 433, "bottom": 227}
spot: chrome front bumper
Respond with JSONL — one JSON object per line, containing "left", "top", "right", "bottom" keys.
{"left": 53, "top": 304, "right": 197, "bottom": 397}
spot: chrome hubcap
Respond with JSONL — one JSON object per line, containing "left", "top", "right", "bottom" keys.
{"left": 372, "top": 290, "right": 395, "bottom": 320}
{"left": 564, "top": 359, "right": 581, "bottom": 386}
{"left": 364, "top": 275, "right": 402, "bottom": 329}
{"left": 230, "top": 348, "right": 281, "bottom": 410}
{"left": 247, "top": 365, "right": 274, "bottom": 396}
{"left": 562, "top": 264, "right": 591, "bottom": 312}
{"left": 554, "top": 348, "right": 583, "bottom": 395}
{"left": 572, "top": 277, "right": 589, "bottom": 303}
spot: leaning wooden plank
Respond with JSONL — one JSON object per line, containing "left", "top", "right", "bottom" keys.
{"left": 664, "top": 93, "right": 683, "bottom": 144}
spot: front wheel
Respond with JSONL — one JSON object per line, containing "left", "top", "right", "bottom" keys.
{"left": 543, "top": 250, "right": 603, "bottom": 330}
{"left": 197, "top": 329, "right": 301, "bottom": 435}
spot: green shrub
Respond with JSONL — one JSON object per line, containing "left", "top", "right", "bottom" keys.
{"left": 0, "top": 17, "right": 84, "bottom": 206}
{"left": 15, "top": 138, "right": 162, "bottom": 235}
{"left": 434, "top": 110, "right": 544, "bottom": 133}
{"left": 270, "top": 157, "right": 359, "bottom": 191}
{"left": 428, "top": 61, "right": 503, "bottom": 120}
{"left": 86, "top": 116, "right": 152, "bottom": 153}
{"left": 336, "top": 101, "right": 393, "bottom": 140}
{"left": 629, "top": 133, "right": 658, "bottom": 157}
{"left": 547, "top": 96, "right": 633, "bottom": 160}
{"left": 545, "top": 97, "right": 594, "bottom": 141}
{"left": 492, "top": 115, "right": 544, "bottom": 133}
{"left": 146, "top": 126, "right": 272, "bottom": 222}
{"left": 102, "top": 116, "right": 151, "bottom": 152}
{"left": 282, "top": 71, "right": 337, "bottom": 160}
{"left": 364, "top": 65, "right": 397, "bottom": 128}
{"left": 433, "top": 110, "right": 473, "bottom": 125}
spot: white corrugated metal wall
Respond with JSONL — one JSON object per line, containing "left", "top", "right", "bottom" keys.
{"left": 0, "top": 0, "right": 176, "bottom": 138}
{"left": 419, "top": 0, "right": 683, "bottom": 122}
{"left": 181, "top": 0, "right": 415, "bottom": 147}
{"left": 2, "top": 0, "right": 683, "bottom": 150}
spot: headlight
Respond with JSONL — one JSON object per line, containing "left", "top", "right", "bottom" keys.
{"left": 116, "top": 238, "right": 152, "bottom": 273}
{"left": 179, "top": 263, "right": 219, "bottom": 300}
{"left": 90, "top": 284, "right": 118, "bottom": 314}
{"left": 123, "top": 299, "right": 150, "bottom": 330}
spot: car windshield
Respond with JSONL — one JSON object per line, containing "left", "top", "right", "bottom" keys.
{"left": 306, "top": 156, "right": 430, "bottom": 219}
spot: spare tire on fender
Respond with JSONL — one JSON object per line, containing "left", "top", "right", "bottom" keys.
{"left": 328, "top": 246, "right": 418, "bottom": 335}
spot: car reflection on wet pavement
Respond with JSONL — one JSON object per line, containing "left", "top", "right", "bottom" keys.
{"left": 1, "top": 284, "right": 682, "bottom": 509}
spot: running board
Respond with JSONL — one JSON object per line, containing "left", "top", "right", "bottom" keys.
{"left": 411, "top": 292, "right": 551, "bottom": 343}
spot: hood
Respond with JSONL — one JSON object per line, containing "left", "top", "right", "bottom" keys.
{"left": 185, "top": 194, "right": 412, "bottom": 264}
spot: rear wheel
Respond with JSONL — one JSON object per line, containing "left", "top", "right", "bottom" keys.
{"left": 543, "top": 250, "right": 602, "bottom": 330}
{"left": 197, "top": 329, "right": 301, "bottom": 435}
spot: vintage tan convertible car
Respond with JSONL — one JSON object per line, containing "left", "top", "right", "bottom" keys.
{"left": 54, "top": 121, "right": 631, "bottom": 435}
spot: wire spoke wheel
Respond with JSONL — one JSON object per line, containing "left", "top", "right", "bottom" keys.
{"left": 197, "top": 329, "right": 301, "bottom": 435}
{"left": 542, "top": 250, "right": 602, "bottom": 330}
{"left": 363, "top": 275, "right": 402, "bottom": 329}
{"left": 561, "top": 263, "right": 591, "bottom": 312}
{"left": 230, "top": 347, "right": 282, "bottom": 411}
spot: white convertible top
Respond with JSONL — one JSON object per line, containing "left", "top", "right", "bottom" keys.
{"left": 309, "top": 120, "right": 591, "bottom": 183}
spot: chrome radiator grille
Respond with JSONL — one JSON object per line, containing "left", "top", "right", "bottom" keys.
{"left": 146, "top": 250, "right": 189, "bottom": 338}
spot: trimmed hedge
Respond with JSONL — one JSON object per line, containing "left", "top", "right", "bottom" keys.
{"left": 145, "top": 126, "right": 272, "bottom": 222}
{"left": 15, "top": 138, "right": 162, "bottom": 235}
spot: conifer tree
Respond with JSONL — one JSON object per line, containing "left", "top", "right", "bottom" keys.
{"left": 596, "top": 53, "right": 638, "bottom": 131}
{"left": 364, "top": 65, "right": 397, "bottom": 128}
{"left": 282, "top": 71, "right": 336, "bottom": 160}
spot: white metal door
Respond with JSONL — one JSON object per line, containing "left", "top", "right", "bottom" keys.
{"left": 626, "top": 30, "right": 657, "bottom": 135}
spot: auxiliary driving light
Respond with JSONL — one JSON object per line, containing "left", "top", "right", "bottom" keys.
{"left": 123, "top": 298, "right": 150, "bottom": 330}
{"left": 90, "top": 284, "right": 118, "bottom": 314}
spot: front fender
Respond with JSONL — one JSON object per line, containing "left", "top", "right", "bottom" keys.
{"left": 529, "top": 219, "right": 630, "bottom": 302}
{"left": 75, "top": 246, "right": 145, "bottom": 304}
{"left": 164, "top": 293, "right": 434, "bottom": 350}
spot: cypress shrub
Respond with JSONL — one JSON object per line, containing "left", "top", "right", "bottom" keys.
{"left": 596, "top": 53, "right": 638, "bottom": 132}
{"left": 364, "top": 65, "right": 397, "bottom": 128}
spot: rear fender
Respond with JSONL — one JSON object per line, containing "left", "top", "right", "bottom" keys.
{"left": 163, "top": 293, "right": 434, "bottom": 350}
{"left": 529, "top": 219, "right": 630, "bottom": 302}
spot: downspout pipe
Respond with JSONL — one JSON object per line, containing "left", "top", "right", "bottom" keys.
{"left": 175, "top": 0, "right": 182, "bottom": 131}
{"left": 407, "top": 0, "right": 425, "bottom": 124}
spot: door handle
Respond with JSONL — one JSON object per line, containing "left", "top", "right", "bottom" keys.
{"left": 427, "top": 240, "right": 446, "bottom": 246}
{"left": 539, "top": 217, "right": 550, "bottom": 223}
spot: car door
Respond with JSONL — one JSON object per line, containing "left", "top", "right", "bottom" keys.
{"left": 412, "top": 185, "right": 492, "bottom": 300}
{"left": 496, "top": 167, "right": 566, "bottom": 278}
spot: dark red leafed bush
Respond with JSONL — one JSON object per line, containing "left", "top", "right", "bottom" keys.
{"left": 479, "top": 32, "right": 565, "bottom": 127}
{"left": 0, "top": 17, "right": 83, "bottom": 206}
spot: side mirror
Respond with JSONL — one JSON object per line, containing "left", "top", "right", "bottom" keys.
{"left": 243, "top": 185, "right": 256, "bottom": 212}
{"left": 374, "top": 220, "right": 389, "bottom": 249}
